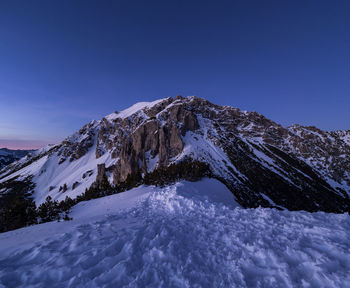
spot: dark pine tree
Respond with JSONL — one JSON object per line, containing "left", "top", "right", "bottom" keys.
{"left": 37, "top": 196, "right": 61, "bottom": 223}
{"left": 0, "top": 196, "right": 37, "bottom": 233}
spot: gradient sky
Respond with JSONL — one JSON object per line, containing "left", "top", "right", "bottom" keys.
{"left": 0, "top": 0, "right": 349, "bottom": 149}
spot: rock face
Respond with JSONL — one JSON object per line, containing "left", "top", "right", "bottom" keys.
{"left": 97, "top": 99, "right": 195, "bottom": 184}
{"left": 1, "top": 96, "right": 349, "bottom": 213}
{"left": 58, "top": 122, "right": 96, "bottom": 163}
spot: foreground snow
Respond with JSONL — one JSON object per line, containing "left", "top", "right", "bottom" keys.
{"left": 0, "top": 179, "right": 350, "bottom": 287}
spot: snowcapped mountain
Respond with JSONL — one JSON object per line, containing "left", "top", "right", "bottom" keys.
{"left": 0, "top": 96, "right": 349, "bottom": 213}
{"left": 0, "top": 148, "right": 35, "bottom": 170}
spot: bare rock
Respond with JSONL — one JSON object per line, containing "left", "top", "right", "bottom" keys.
{"left": 96, "top": 164, "right": 106, "bottom": 183}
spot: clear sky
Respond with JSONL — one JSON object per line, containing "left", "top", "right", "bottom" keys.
{"left": 0, "top": 0, "right": 349, "bottom": 149}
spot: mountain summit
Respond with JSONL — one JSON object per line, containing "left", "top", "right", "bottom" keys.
{"left": 1, "top": 96, "right": 349, "bottom": 213}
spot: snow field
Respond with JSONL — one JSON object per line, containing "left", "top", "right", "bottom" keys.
{"left": 0, "top": 179, "right": 350, "bottom": 287}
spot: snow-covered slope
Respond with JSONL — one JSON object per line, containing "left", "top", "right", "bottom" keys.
{"left": 105, "top": 98, "right": 168, "bottom": 121}
{"left": 0, "top": 179, "right": 349, "bottom": 287}
{"left": 0, "top": 96, "right": 349, "bottom": 213}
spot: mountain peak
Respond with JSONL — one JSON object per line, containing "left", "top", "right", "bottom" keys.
{"left": 105, "top": 97, "right": 172, "bottom": 121}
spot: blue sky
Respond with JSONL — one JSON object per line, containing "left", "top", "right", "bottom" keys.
{"left": 0, "top": 0, "right": 349, "bottom": 149}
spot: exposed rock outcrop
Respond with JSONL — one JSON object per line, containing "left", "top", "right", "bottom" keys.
{"left": 94, "top": 98, "right": 199, "bottom": 184}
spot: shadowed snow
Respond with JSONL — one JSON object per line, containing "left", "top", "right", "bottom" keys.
{"left": 0, "top": 178, "right": 349, "bottom": 288}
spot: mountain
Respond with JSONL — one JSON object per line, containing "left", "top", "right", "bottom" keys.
{"left": 0, "top": 96, "right": 349, "bottom": 213}
{"left": 0, "top": 148, "right": 35, "bottom": 170}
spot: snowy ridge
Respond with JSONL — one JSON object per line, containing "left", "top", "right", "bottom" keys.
{"left": 0, "top": 179, "right": 349, "bottom": 287}
{"left": 286, "top": 126, "right": 350, "bottom": 195}
{"left": 0, "top": 122, "right": 109, "bottom": 204}
{"left": 172, "top": 115, "right": 246, "bottom": 183}
{"left": 105, "top": 98, "right": 169, "bottom": 121}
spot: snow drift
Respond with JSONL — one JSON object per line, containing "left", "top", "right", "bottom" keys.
{"left": 0, "top": 179, "right": 349, "bottom": 288}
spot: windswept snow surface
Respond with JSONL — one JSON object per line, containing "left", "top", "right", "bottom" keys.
{"left": 0, "top": 178, "right": 350, "bottom": 288}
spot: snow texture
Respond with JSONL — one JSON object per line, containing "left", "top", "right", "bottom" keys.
{"left": 0, "top": 178, "right": 349, "bottom": 288}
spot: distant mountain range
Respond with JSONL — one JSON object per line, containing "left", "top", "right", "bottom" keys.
{"left": 0, "top": 148, "right": 35, "bottom": 170}
{"left": 0, "top": 96, "right": 349, "bottom": 213}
